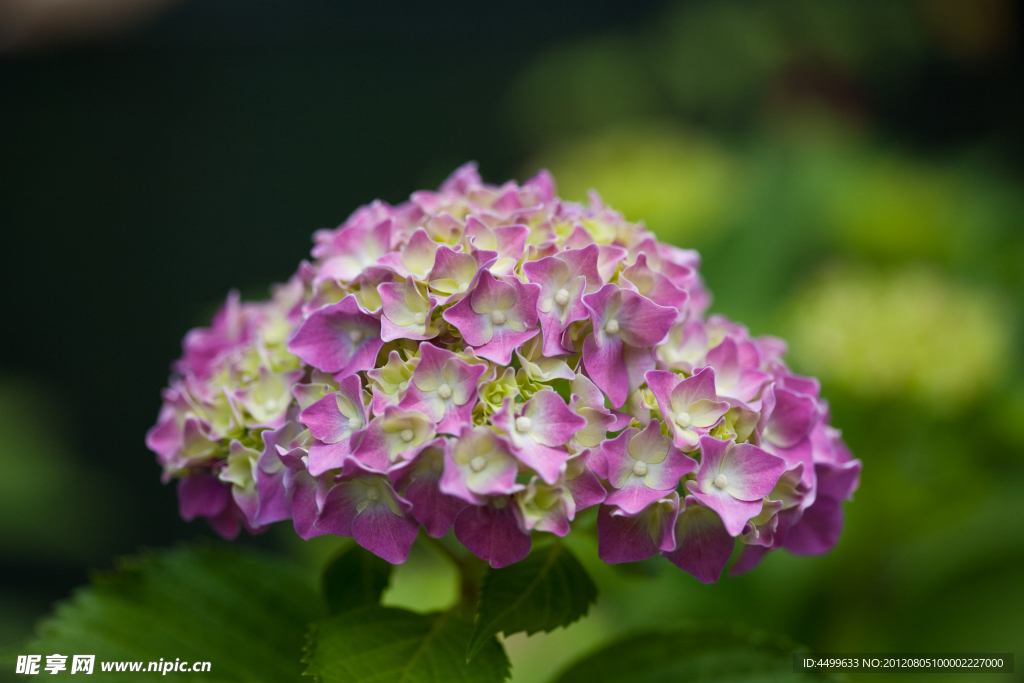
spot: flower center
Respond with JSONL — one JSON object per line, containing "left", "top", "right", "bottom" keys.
{"left": 400, "top": 429, "right": 414, "bottom": 442}
{"left": 399, "top": 381, "right": 408, "bottom": 391}
{"left": 515, "top": 416, "right": 532, "bottom": 432}
{"left": 490, "top": 310, "right": 506, "bottom": 325}
{"left": 437, "top": 383, "right": 452, "bottom": 399}
{"left": 348, "top": 329, "right": 364, "bottom": 344}
{"left": 675, "top": 412, "right": 691, "bottom": 429}
{"left": 366, "top": 487, "right": 380, "bottom": 501}
{"left": 458, "top": 283, "right": 468, "bottom": 292}
{"left": 554, "top": 288, "right": 570, "bottom": 306}
{"left": 632, "top": 461, "right": 648, "bottom": 477}
{"left": 348, "top": 417, "right": 362, "bottom": 430}
{"left": 605, "top": 319, "right": 620, "bottom": 335}
{"left": 491, "top": 496, "right": 508, "bottom": 509}
{"left": 470, "top": 455, "right": 486, "bottom": 472}
{"left": 713, "top": 474, "right": 728, "bottom": 489}
{"left": 413, "top": 312, "right": 426, "bottom": 325}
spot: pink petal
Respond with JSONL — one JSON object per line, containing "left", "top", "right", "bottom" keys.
{"left": 454, "top": 502, "right": 531, "bottom": 568}
{"left": 663, "top": 496, "right": 735, "bottom": 583}
{"left": 685, "top": 481, "right": 763, "bottom": 537}
{"left": 582, "top": 332, "right": 628, "bottom": 408}
{"left": 352, "top": 504, "right": 420, "bottom": 564}
{"left": 287, "top": 296, "right": 383, "bottom": 376}
{"left": 782, "top": 497, "right": 843, "bottom": 555}
{"left": 718, "top": 442, "right": 788, "bottom": 502}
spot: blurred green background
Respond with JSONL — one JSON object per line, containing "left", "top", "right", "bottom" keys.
{"left": 1, "top": 1, "right": 1022, "bottom": 681}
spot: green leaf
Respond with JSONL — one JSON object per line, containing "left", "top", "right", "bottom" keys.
{"left": 552, "top": 625, "right": 838, "bottom": 683}
{"left": 322, "top": 544, "right": 393, "bottom": 614}
{"left": 11, "top": 545, "right": 324, "bottom": 682}
{"left": 303, "top": 606, "right": 509, "bottom": 683}
{"left": 467, "top": 540, "right": 596, "bottom": 661}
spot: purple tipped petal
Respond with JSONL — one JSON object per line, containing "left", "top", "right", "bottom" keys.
{"left": 290, "top": 470, "right": 328, "bottom": 540}
{"left": 307, "top": 439, "right": 356, "bottom": 478}
{"left": 352, "top": 504, "right": 420, "bottom": 564}
{"left": 582, "top": 332, "right": 628, "bottom": 408}
{"left": 317, "top": 219, "right": 392, "bottom": 283}
{"left": 350, "top": 406, "right": 435, "bottom": 473}
{"left": 299, "top": 374, "right": 367, "bottom": 444}
{"left": 493, "top": 394, "right": 583, "bottom": 484}
{"left": 760, "top": 384, "right": 818, "bottom": 449}
{"left": 376, "top": 227, "right": 437, "bottom": 280}
{"left": 454, "top": 501, "right": 532, "bottom": 568}
{"left": 316, "top": 470, "right": 417, "bottom": 563}
{"left": 663, "top": 496, "right": 735, "bottom": 583}
{"left": 392, "top": 442, "right": 467, "bottom": 538}
{"left": 522, "top": 390, "right": 588, "bottom": 447}
{"left": 763, "top": 435, "right": 817, "bottom": 492}
{"left": 815, "top": 460, "right": 862, "bottom": 502}
{"left": 206, "top": 502, "right": 243, "bottom": 540}
{"left": 440, "top": 425, "right": 521, "bottom": 504}
{"left": 602, "top": 429, "right": 636, "bottom": 489}
{"left": 646, "top": 369, "right": 727, "bottom": 448}
{"left": 597, "top": 493, "right": 679, "bottom": 564}
{"left": 696, "top": 436, "right": 787, "bottom": 502}
{"left": 426, "top": 245, "right": 482, "bottom": 302}
{"left": 255, "top": 418, "right": 307, "bottom": 524}
{"left": 439, "top": 161, "right": 481, "bottom": 193}
{"left": 582, "top": 284, "right": 675, "bottom": 408}
{"left": 621, "top": 254, "right": 690, "bottom": 311}
{"left": 685, "top": 483, "right": 764, "bottom": 537}
{"left": 729, "top": 543, "right": 771, "bottom": 576}
{"left": 718, "top": 442, "right": 788, "bottom": 501}
{"left": 379, "top": 276, "right": 440, "bottom": 342}
{"left": 605, "top": 482, "right": 669, "bottom": 516}
{"left": 178, "top": 472, "right": 231, "bottom": 521}
{"left": 603, "top": 422, "right": 695, "bottom": 514}
{"left": 523, "top": 245, "right": 601, "bottom": 356}
{"left": 702, "top": 337, "right": 770, "bottom": 403}
{"left": 288, "top": 296, "right": 383, "bottom": 376}
{"left": 565, "top": 452, "right": 608, "bottom": 510}
{"left": 399, "top": 343, "right": 486, "bottom": 435}
{"left": 522, "top": 168, "right": 555, "bottom": 202}
{"left": 610, "top": 289, "right": 677, "bottom": 349}
{"left": 782, "top": 497, "right": 843, "bottom": 555}
{"left": 475, "top": 325, "right": 540, "bottom": 365}
{"left": 442, "top": 271, "right": 542, "bottom": 364}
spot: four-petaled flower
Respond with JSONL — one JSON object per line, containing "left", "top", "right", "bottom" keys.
{"left": 443, "top": 270, "right": 541, "bottom": 364}
{"left": 379, "top": 276, "right": 440, "bottom": 341}
{"left": 439, "top": 425, "right": 522, "bottom": 504}
{"left": 399, "top": 343, "right": 488, "bottom": 435}
{"left": 686, "top": 436, "right": 788, "bottom": 536}
{"left": 492, "top": 391, "right": 587, "bottom": 484}
{"left": 645, "top": 368, "right": 730, "bottom": 449}
{"left": 288, "top": 296, "right": 383, "bottom": 377}
{"left": 351, "top": 406, "right": 436, "bottom": 473}
{"left": 301, "top": 373, "right": 369, "bottom": 476}
{"left": 522, "top": 244, "right": 603, "bottom": 356}
{"left": 582, "top": 283, "right": 677, "bottom": 408}
{"left": 602, "top": 420, "right": 697, "bottom": 515}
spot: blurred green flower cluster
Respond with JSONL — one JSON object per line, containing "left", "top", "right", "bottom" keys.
{"left": 497, "top": 0, "right": 1024, "bottom": 679}
{"left": 788, "top": 265, "right": 1010, "bottom": 411}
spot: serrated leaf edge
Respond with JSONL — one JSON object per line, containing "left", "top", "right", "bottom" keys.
{"left": 466, "top": 541, "right": 595, "bottom": 661}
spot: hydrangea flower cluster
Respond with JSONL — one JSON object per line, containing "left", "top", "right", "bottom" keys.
{"left": 147, "top": 164, "right": 860, "bottom": 582}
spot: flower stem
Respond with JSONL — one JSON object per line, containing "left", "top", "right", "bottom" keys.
{"left": 418, "top": 534, "right": 487, "bottom": 616}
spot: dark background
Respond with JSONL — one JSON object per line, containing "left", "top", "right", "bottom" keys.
{"left": 2, "top": 1, "right": 1023, "bottom": 680}
{"left": 0, "top": 0, "right": 675, "bottom": 639}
